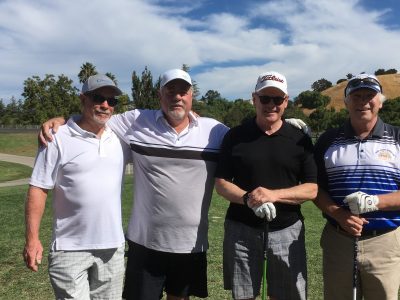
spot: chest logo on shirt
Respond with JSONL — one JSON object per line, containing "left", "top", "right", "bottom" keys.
{"left": 375, "top": 149, "right": 395, "bottom": 161}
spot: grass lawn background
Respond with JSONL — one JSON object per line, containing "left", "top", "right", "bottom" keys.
{"left": 0, "top": 132, "right": 38, "bottom": 157}
{"left": 0, "top": 179, "right": 325, "bottom": 299}
{"left": 0, "top": 131, "right": 325, "bottom": 299}
{"left": 0, "top": 161, "right": 32, "bottom": 183}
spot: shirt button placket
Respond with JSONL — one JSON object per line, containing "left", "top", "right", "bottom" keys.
{"left": 359, "top": 140, "right": 366, "bottom": 160}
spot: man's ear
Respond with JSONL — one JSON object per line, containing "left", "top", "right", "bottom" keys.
{"left": 251, "top": 92, "right": 256, "bottom": 105}
{"left": 79, "top": 94, "right": 85, "bottom": 102}
{"left": 158, "top": 89, "right": 162, "bottom": 102}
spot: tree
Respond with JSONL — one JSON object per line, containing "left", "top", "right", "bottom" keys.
{"left": 113, "top": 94, "right": 133, "bottom": 114}
{"left": 346, "top": 73, "right": 353, "bottom": 79}
{"left": 330, "top": 109, "right": 348, "bottom": 128}
{"left": 194, "top": 90, "right": 232, "bottom": 122}
{"left": 295, "top": 91, "right": 330, "bottom": 109}
{"left": 385, "top": 68, "right": 397, "bottom": 74}
{"left": 311, "top": 78, "right": 332, "bottom": 92}
{"left": 336, "top": 78, "right": 347, "bottom": 84}
{"left": 375, "top": 68, "right": 397, "bottom": 76}
{"left": 308, "top": 107, "right": 348, "bottom": 133}
{"left": 308, "top": 108, "right": 334, "bottom": 133}
{"left": 0, "top": 99, "right": 5, "bottom": 123}
{"left": 380, "top": 97, "right": 400, "bottom": 126}
{"left": 182, "top": 64, "right": 200, "bottom": 100}
{"left": 224, "top": 100, "right": 255, "bottom": 128}
{"left": 78, "top": 62, "right": 97, "bottom": 83}
{"left": 284, "top": 101, "right": 308, "bottom": 121}
{"left": 1, "top": 97, "right": 23, "bottom": 125}
{"left": 205, "top": 97, "right": 232, "bottom": 122}
{"left": 131, "top": 67, "right": 159, "bottom": 109}
{"left": 21, "top": 74, "right": 80, "bottom": 124}
{"left": 375, "top": 69, "right": 386, "bottom": 76}
{"left": 201, "top": 90, "right": 222, "bottom": 103}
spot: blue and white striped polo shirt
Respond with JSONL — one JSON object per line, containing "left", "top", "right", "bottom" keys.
{"left": 315, "top": 118, "right": 400, "bottom": 230}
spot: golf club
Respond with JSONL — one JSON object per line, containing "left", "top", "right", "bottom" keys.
{"left": 262, "top": 218, "right": 269, "bottom": 300}
{"left": 353, "top": 236, "right": 359, "bottom": 300}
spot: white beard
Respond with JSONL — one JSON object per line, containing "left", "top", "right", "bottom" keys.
{"left": 167, "top": 109, "right": 186, "bottom": 121}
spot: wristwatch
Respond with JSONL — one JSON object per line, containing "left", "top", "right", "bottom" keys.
{"left": 242, "top": 192, "right": 250, "bottom": 206}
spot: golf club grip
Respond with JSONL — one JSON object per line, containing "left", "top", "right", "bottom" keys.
{"left": 262, "top": 259, "right": 267, "bottom": 300}
{"left": 353, "top": 236, "right": 359, "bottom": 300}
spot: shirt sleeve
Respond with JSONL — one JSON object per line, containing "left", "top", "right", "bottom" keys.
{"left": 299, "top": 135, "right": 318, "bottom": 184}
{"left": 29, "top": 134, "right": 61, "bottom": 190}
{"left": 107, "top": 110, "right": 137, "bottom": 144}
{"left": 314, "top": 130, "right": 337, "bottom": 190}
{"left": 215, "top": 129, "right": 234, "bottom": 180}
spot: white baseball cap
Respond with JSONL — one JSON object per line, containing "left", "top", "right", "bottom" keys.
{"left": 160, "top": 69, "right": 192, "bottom": 88}
{"left": 82, "top": 74, "right": 122, "bottom": 95}
{"left": 255, "top": 71, "right": 288, "bottom": 95}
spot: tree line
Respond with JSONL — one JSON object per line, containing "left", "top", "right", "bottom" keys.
{"left": 1, "top": 64, "right": 399, "bottom": 132}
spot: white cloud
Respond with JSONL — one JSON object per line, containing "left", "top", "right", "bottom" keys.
{"left": 194, "top": 0, "right": 400, "bottom": 99}
{"left": 0, "top": 0, "right": 399, "bottom": 103}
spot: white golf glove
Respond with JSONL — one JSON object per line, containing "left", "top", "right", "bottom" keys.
{"left": 286, "top": 118, "right": 311, "bottom": 136}
{"left": 252, "top": 203, "right": 276, "bottom": 221}
{"left": 343, "top": 191, "right": 379, "bottom": 214}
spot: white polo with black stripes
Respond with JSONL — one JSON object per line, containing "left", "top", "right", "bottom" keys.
{"left": 108, "top": 109, "right": 229, "bottom": 253}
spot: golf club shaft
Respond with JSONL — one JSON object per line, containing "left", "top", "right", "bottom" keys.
{"left": 262, "top": 219, "right": 269, "bottom": 300}
{"left": 353, "top": 236, "right": 359, "bottom": 300}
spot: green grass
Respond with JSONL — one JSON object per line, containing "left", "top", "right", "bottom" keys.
{"left": 0, "top": 161, "right": 32, "bottom": 183}
{"left": 0, "top": 177, "right": 325, "bottom": 300}
{"left": 0, "top": 132, "right": 38, "bottom": 157}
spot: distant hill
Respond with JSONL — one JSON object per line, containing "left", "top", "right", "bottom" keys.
{"left": 321, "top": 74, "right": 400, "bottom": 111}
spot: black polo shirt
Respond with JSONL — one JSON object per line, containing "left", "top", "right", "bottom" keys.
{"left": 215, "top": 118, "right": 317, "bottom": 230}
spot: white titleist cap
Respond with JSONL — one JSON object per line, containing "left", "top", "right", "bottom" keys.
{"left": 82, "top": 74, "right": 122, "bottom": 95}
{"left": 255, "top": 71, "right": 288, "bottom": 95}
{"left": 160, "top": 69, "right": 192, "bottom": 88}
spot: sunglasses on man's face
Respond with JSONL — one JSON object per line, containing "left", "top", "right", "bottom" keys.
{"left": 90, "top": 94, "right": 119, "bottom": 107}
{"left": 257, "top": 94, "right": 286, "bottom": 105}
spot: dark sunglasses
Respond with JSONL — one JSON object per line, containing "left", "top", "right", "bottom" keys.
{"left": 89, "top": 94, "right": 119, "bottom": 107}
{"left": 257, "top": 94, "right": 286, "bottom": 105}
{"left": 347, "top": 78, "right": 382, "bottom": 90}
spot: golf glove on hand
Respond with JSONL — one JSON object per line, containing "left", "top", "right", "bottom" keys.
{"left": 252, "top": 203, "right": 276, "bottom": 221}
{"left": 285, "top": 118, "right": 311, "bottom": 136}
{"left": 343, "top": 191, "right": 379, "bottom": 214}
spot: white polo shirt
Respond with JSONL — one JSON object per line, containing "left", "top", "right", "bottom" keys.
{"left": 108, "top": 109, "right": 229, "bottom": 253}
{"left": 30, "top": 118, "right": 128, "bottom": 250}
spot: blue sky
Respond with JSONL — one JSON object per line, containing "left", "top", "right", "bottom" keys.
{"left": 1, "top": 0, "right": 400, "bottom": 103}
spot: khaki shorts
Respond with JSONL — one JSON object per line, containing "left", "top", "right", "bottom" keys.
{"left": 48, "top": 245, "right": 125, "bottom": 300}
{"left": 321, "top": 223, "right": 400, "bottom": 300}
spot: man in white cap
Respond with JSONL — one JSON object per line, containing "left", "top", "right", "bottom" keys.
{"left": 114, "top": 69, "right": 230, "bottom": 300}
{"left": 24, "top": 74, "right": 130, "bottom": 299}
{"left": 314, "top": 73, "right": 400, "bottom": 299}
{"left": 215, "top": 71, "right": 317, "bottom": 300}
